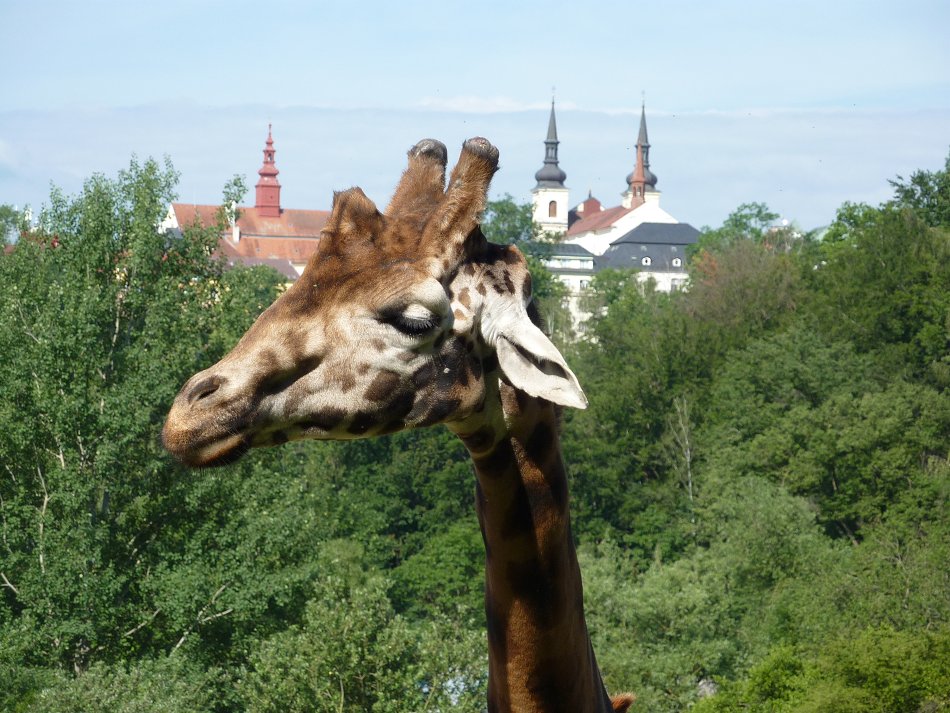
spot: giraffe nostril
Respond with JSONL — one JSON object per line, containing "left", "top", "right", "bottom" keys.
{"left": 187, "top": 376, "right": 223, "bottom": 406}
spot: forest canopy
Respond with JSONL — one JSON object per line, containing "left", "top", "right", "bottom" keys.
{"left": 1, "top": 150, "right": 948, "bottom": 712}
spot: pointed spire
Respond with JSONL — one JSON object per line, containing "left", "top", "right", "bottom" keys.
{"left": 546, "top": 99, "right": 558, "bottom": 142}
{"left": 637, "top": 101, "right": 650, "bottom": 147}
{"left": 625, "top": 100, "right": 657, "bottom": 205}
{"left": 255, "top": 123, "right": 282, "bottom": 218}
{"left": 534, "top": 100, "right": 567, "bottom": 188}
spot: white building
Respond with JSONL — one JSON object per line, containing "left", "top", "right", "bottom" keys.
{"left": 532, "top": 102, "right": 699, "bottom": 318}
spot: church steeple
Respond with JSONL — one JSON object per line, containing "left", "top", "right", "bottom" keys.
{"left": 624, "top": 102, "right": 658, "bottom": 209}
{"left": 534, "top": 100, "right": 567, "bottom": 188}
{"left": 531, "top": 99, "right": 570, "bottom": 235}
{"left": 255, "top": 124, "right": 282, "bottom": 218}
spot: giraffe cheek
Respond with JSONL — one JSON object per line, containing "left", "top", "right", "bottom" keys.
{"left": 364, "top": 370, "right": 402, "bottom": 402}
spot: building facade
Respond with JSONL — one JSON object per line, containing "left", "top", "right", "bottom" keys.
{"left": 161, "top": 126, "right": 328, "bottom": 279}
{"left": 533, "top": 101, "right": 699, "bottom": 318}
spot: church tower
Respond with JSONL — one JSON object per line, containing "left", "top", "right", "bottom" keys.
{"left": 255, "top": 124, "right": 282, "bottom": 218}
{"left": 531, "top": 100, "right": 569, "bottom": 236}
{"left": 622, "top": 102, "right": 659, "bottom": 209}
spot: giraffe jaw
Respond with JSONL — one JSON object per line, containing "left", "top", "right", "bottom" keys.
{"left": 186, "top": 432, "right": 251, "bottom": 468}
{"left": 161, "top": 403, "right": 254, "bottom": 468}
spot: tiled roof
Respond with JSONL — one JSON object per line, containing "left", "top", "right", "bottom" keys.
{"left": 566, "top": 204, "right": 631, "bottom": 236}
{"left": 236, "top": 206, "right": 329, "bottom": 238}
{"left": 170, "top": 203, "right": 329, "bottom": 238}
{"left": 169, "top": 203, "right": 221, "bottom": 229}
{"left": 169, "top": 202, "right": 329, "bottom": 267}
{"left": 228, "top": 236, "right": 320, "bottom": 261}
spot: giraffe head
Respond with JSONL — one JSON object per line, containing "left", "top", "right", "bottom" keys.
{"left": 163, "top": 138, "right": 586, "bottom": 467}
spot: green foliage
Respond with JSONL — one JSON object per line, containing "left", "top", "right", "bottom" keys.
{"left": 694, "top": 202, "right": 780, "bottom": 254}
{"left": 220, "top": 173, "right": 248, "bottom": 224}
{"left": 811, "top": 201, "right": 950, "bottom": 374}
{"left": 241, "top": 550, "right": 485, "bottom": 713}
{"left": 27, "top": 657, "right": 228, "bottom": 713}
{"left": 890, "top": 148, "right": 950, "bottom": 228}
{"left": 0, "top": 158, "right": 287, "bottom": 701}
{"left": 702, "top": 326, "right": 950, "bottom": 533}
{"left": 0, "top": 202, "right": 30, "bottom": 243}
{"left": 3, "top": 153, "right": 948, "bottom": 712}
{"left": 482, "top": 192, "right": 539, "bottom": 244}
{"left": 390, "top": 519, "right": 484, "bottom": 620}
{"left": 565, "top": 281, "right": 696, "bottom": 556}
{"left": 684, "top": 238, "right": 803, "bottom": 355}
{"left": 694, "top": 627, "right": 950, "bottom": 713}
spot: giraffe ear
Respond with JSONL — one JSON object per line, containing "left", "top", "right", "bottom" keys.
{"left": 487, "top": 309, "right": 588, "bottom": 409}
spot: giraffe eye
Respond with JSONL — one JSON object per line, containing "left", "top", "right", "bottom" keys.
{"left": 390, "top": 315, "right": 440, "bottom": 336}
{"left": 379, "top": 308, "right": 441, "bottom": 337}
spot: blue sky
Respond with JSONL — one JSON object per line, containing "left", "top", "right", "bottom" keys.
{"left": 2, "top": 0, "right": 948, "bottom": 229}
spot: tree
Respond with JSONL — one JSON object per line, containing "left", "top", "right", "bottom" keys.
{"left": 481, "top": 193, "right": 539, "bottom": 244}
{"left": 240, "top": 545, "right": 486, "bottom": 713}
{"left": 810, "top": 201, "right": 950, "bottom": 378}
{"left": 889, "top": 147, "right": 950, "bottom": 228}
{"left": 0, "top": 158, "right": 285, "bottom": 687}
{"left": 693, "top": 202, "right": 780, "bottom": 255}
{"left": 0, "top": 203, "right": 29, "bottom": 244}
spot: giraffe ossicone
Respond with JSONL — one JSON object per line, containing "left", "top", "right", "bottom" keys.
{"left": 163, "top": 137, "right": 585, "bottom": 468}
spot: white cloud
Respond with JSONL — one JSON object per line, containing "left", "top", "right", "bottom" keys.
{"left": 416, "top": 96, "right": 576, "bottom": 114}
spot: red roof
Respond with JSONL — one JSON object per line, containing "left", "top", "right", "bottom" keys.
{"left": 235, "top": 206, "right": 329, "bottom": 239}
{"left": 169, "top": 203, "right": 330, "bottom": 264}
{"left": 566, "top": 203, "right": 631, "bottom": 236}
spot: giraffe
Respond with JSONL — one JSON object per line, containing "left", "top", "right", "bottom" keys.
{"left": 163, "top": 137, "right": 634, "bottom": 713}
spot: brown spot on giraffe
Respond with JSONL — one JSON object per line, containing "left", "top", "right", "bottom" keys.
{"left": 364, "top": 369, "right": 401, "bottom": 402}
{"left": 163, "top": 137, "right": 625, "bottom": 712}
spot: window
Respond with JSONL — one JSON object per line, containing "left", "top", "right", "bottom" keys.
{"left": 641, "top": 256, "right": 652, "bottom": 267}
{"left": 672, "top": 257, "right": 682, "bottom": 268}
{"left": 548, "top": 200, "right": 557, "bottom": 218}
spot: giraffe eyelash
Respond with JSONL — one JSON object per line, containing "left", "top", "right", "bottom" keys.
{"left": 380, "top": 312, "right": 440, "bottom": 337}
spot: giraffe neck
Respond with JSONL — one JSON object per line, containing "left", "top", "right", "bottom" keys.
{"left": 455, "top": 383, "right": 613, "bottom": 713}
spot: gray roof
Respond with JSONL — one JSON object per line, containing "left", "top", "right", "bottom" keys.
{"left": 598, "top": 242, "right": 689, "bottom": 272}
{"left": 548, "top": 242, "right": 595, "bottom": 258}
{"left": 611, "top": 222, "right": 700, "bottom": 246}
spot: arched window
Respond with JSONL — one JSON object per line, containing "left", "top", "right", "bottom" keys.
{"left": 548, "top": 200, "right": 557, "bottom": 218}
{"left": 641, "top": 256, "right": 652, "bottom": 267}
{"left": 672, "top": 257, "right": 682, "bottom": 268}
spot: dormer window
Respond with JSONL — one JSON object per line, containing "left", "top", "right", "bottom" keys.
{"left": 672, "top": 257, "right": 682, "bottom": 268}
{"left": 641, "top": 256, "right": 652, "bottom": 267}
